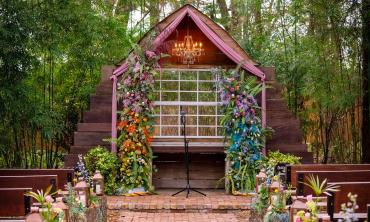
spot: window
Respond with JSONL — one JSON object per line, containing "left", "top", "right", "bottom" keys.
{"left": 153, "top": 69, "right": 223, "bottom": 138}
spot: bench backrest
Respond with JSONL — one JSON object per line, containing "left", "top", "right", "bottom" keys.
{"left": 295, "top": 170, "right": 370, "bottom": 196}
{"left": 327, "top": 182, "right": 370, "bottom": 216}
{"left": 287, "top": 164, "right": 370, "bottom": 187}
{"left": 0, "top": 169, "right": 73, "bottom": 188}
{"left": 0, "top": 175, "right": 58, "bottom": 193}
{"left": 0, "top": 188, "right": 32, "bottom": 217}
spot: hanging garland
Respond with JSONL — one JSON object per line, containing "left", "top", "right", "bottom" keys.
{"left": 218, "top": 70, "right": 268, "bottom": 194}
{"left": 116, "top": 46, "right": 160, "bottom": 193}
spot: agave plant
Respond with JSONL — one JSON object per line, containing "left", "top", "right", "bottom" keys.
{"left": 25, "top": 185, "right": 64, "bottom": 222}
{"left": 25, "top": 185, "right": 58, "bottom": 206}
{"left": 302, "top": 174, "right": 340, "bottom": 196}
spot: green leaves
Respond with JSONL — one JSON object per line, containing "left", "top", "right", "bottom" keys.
{"left": 302, "top": 174, "right": 340, "bottom": 197}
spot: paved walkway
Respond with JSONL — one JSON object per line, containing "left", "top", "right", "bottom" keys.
{"left": 107, "top": 189, "right": 252, "bottom": 222}
{"left": 107, "top": 211, "right": 247, "bottom": 222}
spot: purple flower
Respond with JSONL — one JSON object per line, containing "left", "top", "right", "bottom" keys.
{"left": 123, "top": 77, "right": 132, "bottom": 86}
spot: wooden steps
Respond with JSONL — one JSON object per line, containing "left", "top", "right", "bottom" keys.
{"left": 64, "top": 66, "right": 114, "bottom": 168}
{"left": 264, "top": 68, "right": 312, "bottom": 163}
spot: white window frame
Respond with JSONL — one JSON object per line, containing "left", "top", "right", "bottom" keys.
{"left": 153, "top": 68, "right": 223, "bottom": 138}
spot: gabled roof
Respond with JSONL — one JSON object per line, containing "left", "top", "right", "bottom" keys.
{"left": 113, "top": 4, "right": 264, "bottom": 79}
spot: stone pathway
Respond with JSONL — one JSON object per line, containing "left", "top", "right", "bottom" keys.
{"left": 107, "top": 211, "right": 248, "bottom": 222}
{"left": 107, "top": 189, "right": 252, "bottom": 222}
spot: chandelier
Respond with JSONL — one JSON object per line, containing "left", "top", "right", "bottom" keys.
{"left": 172, "top": 16, "right": 205, "bottom": 65}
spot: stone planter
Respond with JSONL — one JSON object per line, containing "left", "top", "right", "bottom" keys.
{"left": 263, "top": 211, "right": 290, "bottom": 222}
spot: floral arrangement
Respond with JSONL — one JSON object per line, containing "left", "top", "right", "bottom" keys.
{"left": 74, "top": 154, "right": 92, "bottom": 187}
{"left": 25, "top": 185, "right": 64, "bottom": 222}
{"left": 218, "top": 70, "right": 267, "bottom": 193}
{"left": 295, "top": 195, "right": 318, "bottom": 222}
{"left": 116, "top": 45, "right": 160, "bottom": 193}
{"left": 338, "top": 193, "right": 359, "bottom": 222}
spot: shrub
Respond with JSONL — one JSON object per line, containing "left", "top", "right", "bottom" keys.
{"left": 84, "top": 146, "right": 119, "bottom": 195}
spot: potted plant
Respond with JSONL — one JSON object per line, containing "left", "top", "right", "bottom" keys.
{"left": 25, "top": 186, "right": 64, "bottom": 222}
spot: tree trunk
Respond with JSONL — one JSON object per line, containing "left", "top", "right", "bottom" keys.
{"left": 149, "top": 0, "right": 159, "bottom": 28}
{"left": 217, "top": 0, "right": 229, "bottom": 31}
{"left": 230, "top": 0, "right": 240, "bottom": 37}
{"left": 362, "top": 0, "right": 370, "bottom": 163}
{"left": 254, "top": 0, "right": 263, "bottom": 50}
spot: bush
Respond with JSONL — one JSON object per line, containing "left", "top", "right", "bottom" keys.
{"left": 84, "top": 146, "right": 119, "bottom": 195}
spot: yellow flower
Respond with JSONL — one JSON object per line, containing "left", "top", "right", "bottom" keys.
{"left": 53, "top": 207, "right": 62, "bottom": 214}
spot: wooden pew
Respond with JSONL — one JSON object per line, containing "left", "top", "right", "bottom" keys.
{"left": 0, "top": 175, "right": 58, "bottom": 193}
{"left": 286, "top": 164, "right": 370, "bottom": 188}
{"left": 294, "top": 170, "right": 370, "bottom": 196}
{"left": 0, "top": 188, "right": 32, "bottom": 217}
{"left": 327, "top": 182, "right": 370, "bottom": 220}
{"left": 0, "top": 169, "right": 74, "bottom": 188}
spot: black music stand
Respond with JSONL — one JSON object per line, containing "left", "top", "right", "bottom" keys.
{"left": 172, "top": 109, "right": 206, "bottom": 198}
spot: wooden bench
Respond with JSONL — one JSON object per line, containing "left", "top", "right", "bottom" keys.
{"left": 327, "top": 182, "right": 370, "bottom": 214}
{"left": 0, "top": 188, "right": 32, "bottom": 217}
{"left": 294, "top": 170, "right": 370, "bottom": 196}
{"left": 0, "top": 175, "right": 58, "bottom": 194}
{"left": 0, "top": 169, "right": 74, "bottom": 189}
{"left": 286, "top": 164, "right": 370, "bottom": 187}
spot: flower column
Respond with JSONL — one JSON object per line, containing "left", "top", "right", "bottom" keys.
{"left": 115, "top": 50, "right": 159, "bottom": 193}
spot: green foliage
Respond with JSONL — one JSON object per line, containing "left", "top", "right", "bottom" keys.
{"left": 64, "top": 183, "right": 86, "bottom": 221}
{"left": 0, "top": 1, "right": 132, "bottom": 168}
{"left": 265, "top": 151, "right": 301, "bottom": 166}
{"left": 303, "top": 174, "right": 340, "bottom": 197}
{"left": 252, "top": 185, "right": 269, "bottom": 215}
{"left": 25, "top": 185, "right": 57, "bottom": 207}
{"left": 84, "top": 147, "right": 120, "bottom": 195}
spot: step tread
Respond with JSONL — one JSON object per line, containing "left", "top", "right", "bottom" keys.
{"left": 74, "top": 131, "right": 111, "bottom": 146}
{"left": 77, "top": 123, "right": 111, "bottom": 132}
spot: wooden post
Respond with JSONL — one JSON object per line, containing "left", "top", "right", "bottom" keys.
{"left": 262, "top": 80, "right": 266, "bottom": 155}
{"left": 111, "top": 75, "right": 117, "bottom": 154}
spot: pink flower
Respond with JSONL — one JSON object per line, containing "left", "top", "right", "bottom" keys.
{"left": 304, "top": 212, "right": 311, "bottom": 219}
{"left": 145, "top": 51, "right": 156, "bottom": 59}
{"left": 45, "top": 195, "right": 53, "bottom": 203}
{"left": 306, "top": 194, "right": 313, "bottom": 201}
{"left": 132, "top": 61, "right": 141, "bottom": 73}
{"left": 295, "top": 217, "right": 301, "bottom": 222}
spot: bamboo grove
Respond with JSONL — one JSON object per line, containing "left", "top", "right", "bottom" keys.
{"left": 1, "top": 0, "right": 369, "bottom": 167}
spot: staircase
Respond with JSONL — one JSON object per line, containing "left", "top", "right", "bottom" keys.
{"left": 262, "top": 67, "right": 313, "bottom": 163}
{"left": 64, "top": 66, "right": 114, "bottom": 168}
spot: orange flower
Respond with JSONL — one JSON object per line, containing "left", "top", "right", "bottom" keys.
{"left": 142, "top": 127, "right": 153, "bottom": 143}
{"left": 117, "top": 121, "right": 128, "bottom": 129}
{"left": 123, "top": 140, "right": 131, "bottom": 148}
{"left": 127, "top": 124, "right": 136, "bottom": 133}
{"left": 133, "top": 117, "right": 141, "bottom": 124}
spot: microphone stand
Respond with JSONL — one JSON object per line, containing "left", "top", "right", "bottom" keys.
{"left": 172, "top": 109, "right": 206, "bottom": 198}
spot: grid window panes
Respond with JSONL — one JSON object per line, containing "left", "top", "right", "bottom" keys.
{"left": 153, "top": 69, "right": 222, "bottom": 138}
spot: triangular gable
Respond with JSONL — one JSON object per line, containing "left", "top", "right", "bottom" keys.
{"left": 113, "top": 5, "right": 264, "bottom": 80}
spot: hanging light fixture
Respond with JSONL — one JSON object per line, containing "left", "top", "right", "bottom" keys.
{"left": 172, "top": 15, "right": 205, "bottom": 65}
